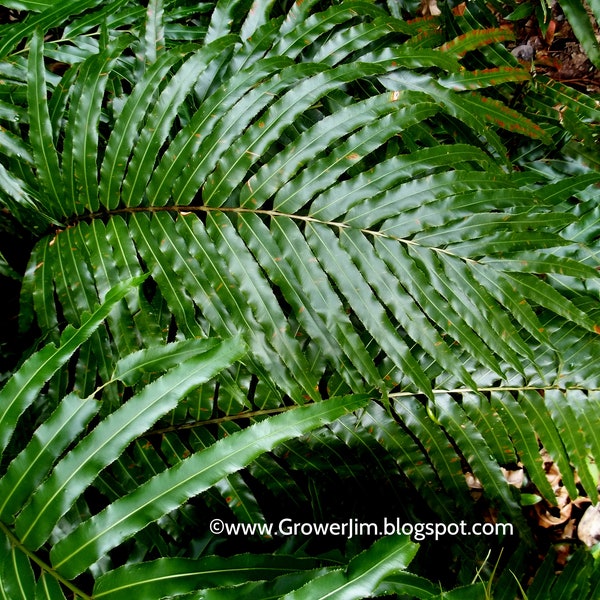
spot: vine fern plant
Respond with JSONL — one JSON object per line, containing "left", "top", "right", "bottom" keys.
{"left": 1, "top": 0, "right": 600, "bottom": 597}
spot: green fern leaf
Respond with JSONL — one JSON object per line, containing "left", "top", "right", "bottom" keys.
{"left": 280, "top": 535, "right": 418, "bottom": 600}
{"left": 0, "top": 538, "right": 35, "bottom": 600}
{"left": 2, "top": 1, "right": 600, "bottom": 596}
{"left": 0, "top": 276, "right": 145, "bottom": 458}
{"left": 14, "top": 336, "right": 246, "bottom": 549}
{"left": 93, "top": 554, "right": 322, "bottom": 599}
{"left": 50, "top": 394, "right": 368, "bottom": 578}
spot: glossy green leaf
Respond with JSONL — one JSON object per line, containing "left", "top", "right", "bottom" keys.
{"left": 438, "top": 28, "right": 515, "bottom": 57}
{"left": 202, "top": 62, "right": 387, "bottom": 208}
{"left": 50, "top": 394, "right": 368, "bottom": 578}
{"left": 0, "top": 539, "right": 35, "bottom": 600}
{"left": 341, "top": 228, "right": 476, "bottom": 389}
{"left": 469, "top": 262, "right": 554, "bottom": 350}
{"left": 146, "top": 55, "right": 291, "bottom": 206}
{"left": 0, "top": 127, "right": 32, "bottom": 163}
{"left": 410, "top": 246, "right": 530, "bottom": 373}
{"left": 518, "top": 390, "right": 578, "bottom": 500}
{"left": 309, "top": 222, "right": 431, "bottom": 395}
{"left": 121, "top": 36, "right": 238, "bottom": 208}
{"left": 347, "top": 171, "right": 514, "bottom": 231}
{"left": 311, "top": 17, "right": 413, "bottom": 66}
{"left": 183, "top": 568, "right": 329, "bottom": 599}
{"left": 112, "top": 338, "right": 224, "bottom": 386}
{"left": 434, "top": 393, "right": 526, "bottom": 529}
{"left": 356, "top": 402, "right": 457, "bottom": 521}
{"left": 526, "top": 74, "right": 600, "bottom": 124}
{"left": 526, "top": 547, "right": 594, "bottom": 600}
{"left": 280, "top": 535, "right": 418, "bottom": 600}
{"left": 375, "top": 237, "right": 505, "bottom": 375}
{"left": 481, "top": 253, "right": 600, "bottom": 279}
{"left": 61, "top": 35, "right": 132, "bottom": 216}
{"left": 544, "top": 389, "right": 598, "bottom": 501}
{"left": 374, "top": 571, "right": 439, "bottom": 598}
{"left": 0, "top": 0, "right": 106, "bottom": 58}
{"left": 274, "top": 97, "right": 440, "bottom": 215}
{"left": 360, "top": 45, "right": 461, "bottom": 72}
{"left": 141, "top": 0, "right": 164, "bottom": 66}
{"left": 568, "top": 390, "right": 600, "bottom": 484}
{"left": 99, "top": 45, "right": 200, "bottom": 210}
{"left": 34, "top": 573, "right": 67, "bottom": 600}
{"left": 2, "top": 1, "right": 600, "bottom": 597}
{"left": 15, "top": 336, "right": 246, "bottom": 549}
{"left": 169, "top": 61, "right": 326, "bottom": 207}
{"left": 392, "top": 396, "right": 472, "bottom": 506}
{"left": 0, "top": 0, "right": 53, "bottom": 10}
{"left": 129, "top": 212, "right": 204, "bottom": 339}
{"left": 239, "top": 91, "right": 435, "bottom": 210}
{"left": 270, "top": 1, "right": 385, "bottom": 59}
{"left": 239, "top": 213, "right": 374, "bottom": 391}
{"left": 93, "top": 554, "right": 321, "bottom": 599}
{"left": 0, "top": 392, "right": 100, "bottom": 522}
{"left": 208, "top": 212, "right": 319, "bottom": 400}
{"left": 308, "top": 144, "right": 502, "bottom": 221}
{"left": 0, "top": 163, "right": 52, "bottom": 230}
{"left": 559, "top": 0, "right": 600, "bottom": 68}
{"left": 438, "top": 67, "right": 530, "bottom": 90}
{"left": 0, "top": 276, "right": 145, "bottom": 458}
{"left": 488, "top": 390, "right": 555, "bottom": 502}
{"left": 84, "top": 220, "right": 142, "bottom": 356}
{"left": 26, "top": 29, "right": 64, "bottom": 217}
{"left": 506, "top": 272, "right": 596, "bottom": 333}
{"left": 460, "top": 392, "right": 514, "bottom": 465}
{"left": 457, "top": 91, "right": 551, "bottom": 143}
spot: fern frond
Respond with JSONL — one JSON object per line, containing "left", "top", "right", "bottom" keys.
{"left": 2, "top": 0, "right": 600, "bottom": 596}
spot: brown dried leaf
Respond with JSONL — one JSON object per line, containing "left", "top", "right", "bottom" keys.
{"left": 535, "top": 487, "right": 572, "bottom": 528}
{"left": 465, "top": 472, "right": 483, "bottom": 489}
{"left": 501, "top": 466, "right": 524, "bottom": 488}
{"left": 420, "top": 0, "right": 441, "bottom": 17}
{"left": 577, "top": 504, "right": 600, "bottom": 547}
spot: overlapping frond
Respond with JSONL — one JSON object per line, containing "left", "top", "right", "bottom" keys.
{"left": 1, "top": 0, "right": 600, "bottom": 597}
{"left": 12, "top": 6, "right": 599, "bottom": 402}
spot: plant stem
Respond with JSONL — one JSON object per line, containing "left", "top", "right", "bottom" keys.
{"left": 0, "top": 521, "right": 93, "bottom": 600}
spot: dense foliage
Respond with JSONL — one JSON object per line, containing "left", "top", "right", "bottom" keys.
{"left": 0, "top": 0, "right": 600, "bottom": 597}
